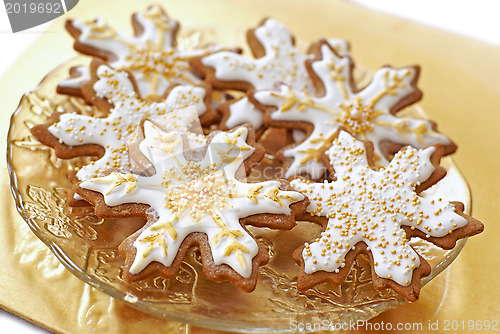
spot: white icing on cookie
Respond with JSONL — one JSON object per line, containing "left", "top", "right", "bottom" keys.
{"left": 225, "top": 98, "right": 263, "bottom": 129}
{"left": 49, "top": 64, "right": 209, "bottom": 181}
{"left": 200, "top": 20, "right": 355, "bottom": 131}
{"left": 127, "top": 108, "right": 208, "bottom": 175}
{"left": 202, "top": 18, "right": 314, "bottom": 93}
{"left": 58, "top": 66, "right": 90, "bottom": 92}
{"left": 290, "top": 131, "right": 467, "bottom": 286}
{"left": 326, "top": 38, "right": 350, "bottom": 57}
{"left": 254, "top": 43, "right": 452, "bottom": 179}
{"left": 65, "top": 5, "right": 223, "bottom": 100}
{"left": 81, "top": 124, "right": 305, "bottom": 278}
{"left": 203, "top": 19, "right": 350, "bottom": 130}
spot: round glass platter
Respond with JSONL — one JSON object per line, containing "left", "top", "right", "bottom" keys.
{"left": 7, "top": 43, "right": 469, "bottom": 334}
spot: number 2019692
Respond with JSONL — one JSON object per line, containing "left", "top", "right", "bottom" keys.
{"left": 5, "top": 2, "right": 62, "bottom": 14}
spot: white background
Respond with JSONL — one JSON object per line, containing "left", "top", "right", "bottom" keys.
{"left": 1, "top": 0, "right": 500, "bottom": 332}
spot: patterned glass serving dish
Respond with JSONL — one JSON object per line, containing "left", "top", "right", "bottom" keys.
{"left": 7, "top": 29, "right": 470, "bottom": 333}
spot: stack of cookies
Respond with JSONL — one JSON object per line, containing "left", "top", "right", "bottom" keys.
{"left": 30, "top": 5, "right": 483, "bottom": 302}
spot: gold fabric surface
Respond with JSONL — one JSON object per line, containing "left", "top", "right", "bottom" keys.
{"left": 0, "top": 0, "right": 498, "bottom": 333}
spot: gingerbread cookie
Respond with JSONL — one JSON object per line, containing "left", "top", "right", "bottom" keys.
{"left": 31, "top": 61, "right": 215, "bottom": 183}
{"left": 190, "top": 19, "right": 351, "bottom": 131}
{"left": 77, "top": 124, "right": 308, "bottom": 292}
{"left": 290, "top": 130, "right": 483, "bottom": 301}
{"left": 59, "top": 4, "right": 232, "bottom": 101}
{"left": 250, "top": 41, "right": 456, "bottom": 180}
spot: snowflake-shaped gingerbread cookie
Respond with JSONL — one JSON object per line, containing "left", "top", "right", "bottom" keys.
{"left": 190, "top": 18, "right": 350, "bottom": 131}
{"left": 31, "top": 62, "right": 215, "bottom": 182}
{"left": 77, "top": 124, "right": 307, "bottom": 292}
{"left": 251, "top": 41, "right": 456, "bottom": 179}
{"left": 59, "top": 5, "right": 227, "bottom": 100}
{"left": 290, "top": 131, "right": 483, "bottom": 301}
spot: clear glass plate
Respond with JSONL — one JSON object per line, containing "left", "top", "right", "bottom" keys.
{"left": 7, "top": 51, "right": 469, "bottom": 334}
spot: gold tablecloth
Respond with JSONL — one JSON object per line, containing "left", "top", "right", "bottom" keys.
{"left": 1, "top": 0, "right": 498, "bottom": 333}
